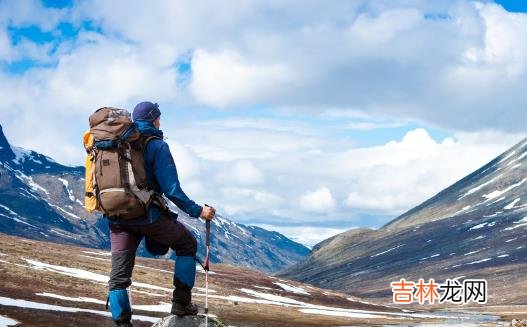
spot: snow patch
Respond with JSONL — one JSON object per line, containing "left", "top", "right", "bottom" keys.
{"left": 504, "top": 198, "right": 522, "bottom": 210}
{"left": 78, "top": 255, "right": 110, "bottom": 262}
{"left": 469, "top": 223, "right": 487, "bottom": 230}
{"left": 370, "top": 244, "right": 404, "bottom": 258}
{"left": 132, "top": 302, "right": 171, "bottom": 312}
{"left": 483, "top": 179, "right": 527, "bottom": 202}
{"left": 273, "top": 282, "right": 310, "bottom": 295}
{"left": 36, "top": 292, "right": 106, "bottom": 305}
{"left": 419, "top": 254, "right": 440, "bottom": 261}
{"left": 454, "top": 205, "right": 471, "bottom": 215}
{"left": 0, "top": 205, "right": 38, "bottom": 228}
{"left": 14, "top": 171, "right": 49, "bottom": 195}
{"left": 0, "top": 314, "right": 18, "bottom": 326}
{"left": 463, "top": 250, "right": 480, "bottom": 256}
{"left": 135, "top": 264, "right": 172, "bottom": 274}
{"left": 10, "top": 146, "right": 30, "bottom": 165}
{"left": 50, "top": 229, "right": 76, "bottom": 239}
{"left": 466, "top": 258, "right": 492, "bottom": 265}
{"left": 49, "top": 204, "right": 81, "bottom": 220}
{"left": 498, "top": 151, "right": 516, "bottom": 164}
{"left": 58, "top": 178, "right": 76, "bottom": 202}
{"left": 0, "top": 296, "right": 159, "bottom": 323}
{"left": 24, "top": 258, "right": 172, "bottom": 292}
{"left": 503, "top": 217, "right": 527, "bottom": 231}
{"left": 82, "top": 251, "right": 111, "bottom": 256}
{"left": 458, "top": 174, "right": 502, "bottom": 200}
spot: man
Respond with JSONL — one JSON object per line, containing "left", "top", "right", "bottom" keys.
{"left": 108, "top": 101, "right": 215, "bottom": 327}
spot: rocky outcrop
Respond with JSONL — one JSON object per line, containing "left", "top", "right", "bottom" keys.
{"left": 152, "top": 315, "right": 226, "bottom": 327}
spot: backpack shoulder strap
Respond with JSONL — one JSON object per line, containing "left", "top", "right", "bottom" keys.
{"left": 137, "top": 134, "right": 162, "bottom": 152}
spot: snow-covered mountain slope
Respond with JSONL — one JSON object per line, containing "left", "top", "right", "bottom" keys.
{"left": 0, "top": 123, "right": 308, "bottom": 273}
{"left": 0, "top": 125, "right": 106, "bottom": 248}
{"left": 385, "top": 138, "right": 527, "bottom": 230}
{"left": 168, "top": 207, "right": 310, "bottom": 273}
{"left": 280, "top": 138, "right": 527, "bottom": 306}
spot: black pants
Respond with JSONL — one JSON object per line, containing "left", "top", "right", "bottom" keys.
{"left": 108, "top": 212, "right": 197, "bottom": 304}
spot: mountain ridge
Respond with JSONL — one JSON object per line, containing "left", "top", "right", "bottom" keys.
{"left": 383, "top": 137, "right": 527, "bottom": 231}
{"left": 280, "top": 137, "right": 527, "bottom": 306}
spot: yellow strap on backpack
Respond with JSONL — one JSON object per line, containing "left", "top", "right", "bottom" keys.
{"left": 83, "top": 130, "right": 99, "bottom": 212}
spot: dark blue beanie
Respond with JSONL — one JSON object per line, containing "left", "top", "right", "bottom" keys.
{"left": 132, "top": 101, "right": 161, "bottom": 122}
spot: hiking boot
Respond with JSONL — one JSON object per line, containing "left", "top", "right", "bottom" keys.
{"left": 171, "top": 302, "right": 198, "bottom": 316}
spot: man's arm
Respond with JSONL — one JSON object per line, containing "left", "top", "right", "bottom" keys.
{"left": 151, "top": 141, "right": 203, "bottom": 218}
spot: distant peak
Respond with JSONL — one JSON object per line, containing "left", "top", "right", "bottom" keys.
{"left": 0, "top": 124, "right": 16, "bottom": 161}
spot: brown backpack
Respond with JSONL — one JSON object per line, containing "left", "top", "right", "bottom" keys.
{"left": 84, "top": 107, "right": 165, "bottom": 220}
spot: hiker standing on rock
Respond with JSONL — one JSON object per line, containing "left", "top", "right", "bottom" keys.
{"left": 86, "top": 102, "right": 215, "bottom": 327}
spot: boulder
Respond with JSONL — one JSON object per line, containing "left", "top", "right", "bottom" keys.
{"left": 152, "top": 315, "right": 226, "bottom": 327}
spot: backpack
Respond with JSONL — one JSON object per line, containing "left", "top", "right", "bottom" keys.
{"left": 83, "top": 107, "right": 166, "bottom": 220}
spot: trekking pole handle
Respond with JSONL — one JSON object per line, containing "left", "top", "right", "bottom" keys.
{"left": 205, "top": 219, "right": 211, "bottom": 246}
{"left": 204, "top": 204, "right": 212, "bottom": 246}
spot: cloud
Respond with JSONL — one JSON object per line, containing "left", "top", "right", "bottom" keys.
{"left": 227, "top": 160, "right": 265, "bottom": 186}
{"left": 255, "top": 224, "right": 349, "bottom": 248}
{"left": 2, "top": 0, "right": 527, "bottom": 164}
{"left": 161, "top": 110, "right": 525, "bottom": 226}
{"left": 340, "top": 128, "right": 525, "bottom": 213}
{"left": 1, "top": 0, "right": 526, "bottom": 232}
{"left": 190, "top": 49, "right": 296, "bottom": 107}
{"left": 0, "top": 31, "right": 182, "bottom": 164}
{"left": 299, "top": 187, "right": 336, "bottom": 213}
{"left": 0, "top": 0, "right": 66, "bottom": 32}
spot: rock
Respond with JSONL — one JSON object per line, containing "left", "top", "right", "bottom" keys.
{"left": 152, "top": 315, "right": 227, "bottom": 327}
{"left": 511, "top": 319, "right": 527, "bottom": 327}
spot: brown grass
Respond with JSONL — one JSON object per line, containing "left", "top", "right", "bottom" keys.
{"left": 0, "top": 233, "right": 509, "bottom": 326}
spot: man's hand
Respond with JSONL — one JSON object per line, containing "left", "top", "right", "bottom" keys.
{"left": 200, "top": 205, "right": 215, "bottom": 221}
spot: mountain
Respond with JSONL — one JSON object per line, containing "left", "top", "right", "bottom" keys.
{"left": 0, "top": 123, "right": 308, "bottom": 273}
{"left": 280, "top": 138, "right": 527, "bottom": 306}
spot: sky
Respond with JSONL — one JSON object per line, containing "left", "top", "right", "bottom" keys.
{"left": 0, "top": 0, "right": 526, "bottom": 247}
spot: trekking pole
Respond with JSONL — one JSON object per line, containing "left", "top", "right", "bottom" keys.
{"left": 128, "top": 282, "right": 133, "bottom": 315}
{"left": 204, "top": 218, "right": 211, "bottom": 326}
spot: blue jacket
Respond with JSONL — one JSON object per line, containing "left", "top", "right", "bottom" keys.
{"left": 107, "top": 120, "right": 202, "bottom": 224}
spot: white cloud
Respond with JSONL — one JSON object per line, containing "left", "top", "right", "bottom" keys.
{"left": 299, "top": 187, "right": 336, "bottom": 214}
{"left": 0, "top": 0, "right": 66, "bottom": 32}
{"left": 340, "top": 128, "right": 524, "bottom": 213}
{"left": 346, "top": 121, "right": 407, "bottom": 131}
{"left": 255, "top": 224, "right": 349, "bottom": 248}
{"left": 164, "top": 113, "right": 524, "bottom": 225}
{"left": 190, "top": 49, "right": 296, "bottom": 107}
{"left": 217, "top": 187, "right": 283, "bottom": 217}
{"left": 164, "top": 139, "right": 204, "bottom": 182}
{"left": 228, "top": 160, "right": 265, "bottom": 186}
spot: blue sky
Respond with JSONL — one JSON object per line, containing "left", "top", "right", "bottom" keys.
{"left": 494, "top": 0, "right": 527, "bottom": 12}
{"left": 1, "top": 0, "right": 526, "bottom": 246}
